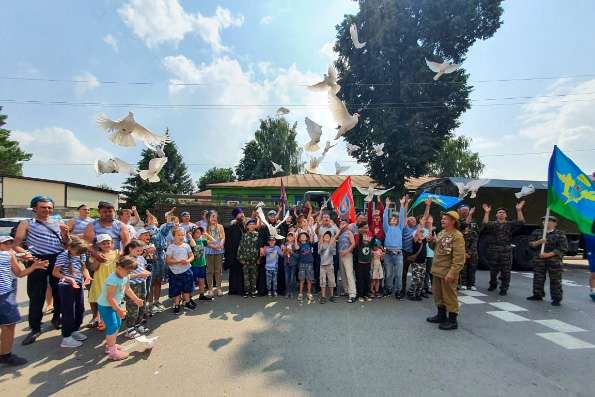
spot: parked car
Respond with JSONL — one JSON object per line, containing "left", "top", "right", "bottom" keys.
{"left": 0, "top": 217, "right": 27, "bottom": 237}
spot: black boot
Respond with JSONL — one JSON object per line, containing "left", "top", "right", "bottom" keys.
{"left": 439, "top": 312, "right": 458, "bottom": 330}
{"left": 426, "top": 306, "right": 447, "bottom": 324}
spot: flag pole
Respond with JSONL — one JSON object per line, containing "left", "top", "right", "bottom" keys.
{"left": 540, "top": 207, "right": 550, "bottom": 255}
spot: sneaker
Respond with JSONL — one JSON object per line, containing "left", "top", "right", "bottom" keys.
{"left": 71, "top": 331, "right": 88, "bottom": 341}
{"left": 155, "top": 303, "right": 166, "bottom": 312}
{"left": 526, "top": 295, "right": 543, "bottom": 301}
{"left": 243, "top": 292, "right": 249, "bottom": 298}
{"left": 267, "top": 292, "right": 272, "bottom": 297}
{"left": 365, "top": 296, "right": 372, "bottom": 302}
{"left": 251, "top": 292, "right": 257, "bottom": 298}
{"left": 297, "top": 293, "right": 303, "bottom": 302}
{"left": 470, "top": 286, "right": 477, "bottom": 291}
{"left": 184, "top": 301, "right": 196, "bottom": 311}
{"left": 307, "top": 294, "right": 313, "bottom": 302}
{"left": 172, "top": 305, "right": 181, "bottom": 314}
{"left": 347, "top": 297, "right": 356, "bottom": 303}
{"left": 329, "top": 296, "right": 336, "bottom": 303}
{"left": 151, "top": 305, "right": 161, "bottom": 315}
{"left": 319, "top": 297, "right": 326, "bottom": 304}
{"left": 199, "top": 294, "right": 213, "bottom": 301}
{"left": 60, "top": 336, "right": 83, "bottom": 348}
{"left": 397, "top": 291, "right": 405, "bottom": 301}
{"left": 104, "top": 344, "right": 123, "bottom": 354}
{"left": 136, "top": 325, "right": 149, "bottom": 334}
{"left": 273, "top": 292, "right": 278, "bottom": 297}
{"left": 107, "top": 346, "right": 129, "bottom": 361}
{"left": 125, "top": 328, "right": 140, "bottom": 339}
{"left": 21, "top": 331, "right": 41, "bottom": 346}
{"left": 188, "top": 298, "right": 198, "bottom": 309}
{"left": 0, "top": 353, "right": 28, "bottom": 367}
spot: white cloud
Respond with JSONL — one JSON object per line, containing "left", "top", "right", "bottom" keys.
{"left": 72, "top": 72, "right": 100, "bottom": 95}
{"left": 319, "top": 41, "right": 337, "bottom": 61}
{"left": 260, "top": 15, "right": 273, "bottom": 25}
{"left": 103, "top": 34, "right": 119, "bottom": 52}
{"left": 118, "top": 0, "right": 243, "bottom": 52}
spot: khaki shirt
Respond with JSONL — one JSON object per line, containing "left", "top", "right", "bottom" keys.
{"left": 430, "top": 229, "right": 466, "bottom": 279}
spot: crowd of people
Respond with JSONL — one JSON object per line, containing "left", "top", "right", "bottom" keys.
{"left": 0, "top": 192, "right": 580, "bottom": 366}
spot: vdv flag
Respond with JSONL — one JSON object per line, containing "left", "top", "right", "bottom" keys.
{"left": 410, "top": 192, "right": 462, "bottom": 211}
{"left": 547, "top": 145, "right": 595, "bottom": 236}
{"left": 330, "top": 176, "right": 356, "bottom": 223}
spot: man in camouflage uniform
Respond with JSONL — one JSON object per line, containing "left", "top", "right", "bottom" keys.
{"left": 527, "top": 215, "right": 568, "bottom": 306}
{"left": 238, "top": 219, "right": 261, "bottom": 298}
{"left": 457, "top": 206, "right": 478, "bottom": 290}
{"left": 482, "top": 201, "right": 526, "bottom": 296}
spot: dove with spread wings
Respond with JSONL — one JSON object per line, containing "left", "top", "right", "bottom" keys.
{"left": 356, "top": 185, "right": 394, "bottom": 202}
{"left": 96, "top": 112, "right": 170, "bottom": 148}
{"left": 139, "top": 157, "right": 168, "bottom": 183}
{"left": 349, "top": 23, "right": 366, "bottom": 49}
{"left": 425, "top": 59, "right": 460, "bottom": 81}
{"left": 309, "top": 64, "right": 341, "bottom": 94}
{"left": 95, "top": 157, "right": 137, "bottom": 176}
{"left": 255, "top": 203, "right": 289, "bottom": 240}
{"left": 454, "top": 179, "right": 491, "bottom": 199}
{"left": 271, "top": 161, "right": 284, "bottom": 174}
{"left": 322, "top": 141, "right": 336, "bottom": 156}
{"left": 304, "top": 117, "right": 322, "bottom": 152}
{"left": 329, "top": 91, "right": 359, "bottom": 140}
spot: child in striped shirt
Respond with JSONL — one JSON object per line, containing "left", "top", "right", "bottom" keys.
{"left": 123, "top": 240, "right": 151, "bottom": 338}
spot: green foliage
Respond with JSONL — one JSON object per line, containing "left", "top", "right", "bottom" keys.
{"left": 0, "top": 107, "right": 32, "bottom": 176}
{"left": 198, "top": 167, "right": 236, "bottom": 191}
{"left": 334, "top": 0, "right": 503, "bottom": 192}
{"left": 96, "top": 183, "right": 113, "bottom": 191}
{"left": 235, "top": 117, "right": 302, "bottom": 180}
{"left": 428, "top": 135, "right": 484, "bottom": 178}
{"left": 120, "top": 131, "right": 194, "bottom": 213}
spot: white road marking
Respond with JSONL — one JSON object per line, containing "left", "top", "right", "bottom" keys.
{"left": 536, "top": 332, "right": 595, "bottom": 350}
{"left": 517, "top": 272, "right": 586, "bottom": 287}
{"left": 458, "top": 296, "right": 485, "bottom": 305}
{"left": 487, "top": 311, "right": 531, "bottom": 322}
{"left": 534, "top": 319, "right": 587, "bottom": 333}
{"left": 489, "top": 302, "right": 528, "bottom": 312}
{"left": 460, "top": 290, "right": 488, "bottom": 297}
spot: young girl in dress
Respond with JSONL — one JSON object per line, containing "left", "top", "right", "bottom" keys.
{"left": 88, "top": 234, "right": 119, "bottom": 330}
{"left": 123, "top": 240, "right": 151, "bottom": 338}
{"left": 370, "top": 242, "right": 384, "bottom": 298}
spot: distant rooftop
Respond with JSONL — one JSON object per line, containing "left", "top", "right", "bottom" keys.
{"left": 429, "top": 177, "right": 548, "bottom": 190}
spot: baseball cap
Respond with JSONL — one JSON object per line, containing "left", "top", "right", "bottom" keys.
{"left": 180, "top": 211, "right": 190, "bottom": 217}
{"left": 136, "top": 228, "right": 151, "bottom": 236}
{"left": 495, "top": 207, "right": 508, "bottom": 213}
{"left": 267, "top": 209, "right": 277, "bottom": 216}
{"left": 268, "top": 235, "right": 276, "bottom": 241}
{"left": 443, "top": 211, "right": 460, "bottom": 221}
{"left": 0, "top": 236, "right": 14, "bottom": 244}
{"left": 96, "top": 234, "right": 112, "bottom": 243}
{"left": 98, "top": 201, "right": 114, "bottom": 210}
{"left": 246, "top": 218, "right": 257, "bottom": 225}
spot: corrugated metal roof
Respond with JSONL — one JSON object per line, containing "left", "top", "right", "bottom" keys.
{"left": 208, "top": 174, "right": 434, "bottom": 190}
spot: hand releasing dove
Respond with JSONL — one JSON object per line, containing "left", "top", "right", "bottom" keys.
{"left": 305, "top": 155, "right": 324, "bottom": 174}
{"left": 322, "top": 141, "right": 336, "bottom": 156}
{"left": 309, "top": 64, "right": 341, "bottom": 94}
{"left": 335, "top": 161, "right": 350, "bottom": 175}
{"left": 139, "top": 157, "right": 168, "bottom": 183}
{"left": 271, "top": 161, "right": 284, "bottom": 174}
{"left": 346, "top": 143, "right": 360, "bottom": 156}
{"left": 349, "top": 23, "right": 366, "bottom": 49}
{"left": 373, "top": 143, "right": 385, "bottom": 156}
{"left": 255, "top": 203, "right": 289, "bottom": 240}
{"left": 95, "top": 157, "right": 136, "bottom": 175}
{"left": 304, "top": 117, "right": 322, "bottom": 152}
{"left": 454, "top": 179, "right": 491, "bottom": 199}
{"left": 276, "top": 107, "right": 290, "bottom": 117}
{"left": 356, "top": 186, "right": 394, "bottom": 202}
{"left": 425, "top": 59, "right": 460, "bottom": 81}
{"left": 329, "top": 91, "right": 360, "bottom": 140}
{"left": 96, "top": 112, "right": 170, "bottom": 147}
{"left": 515, "top": 184, "right": 535, "bottom": 199}
{"left": 144, "top": 140, "right": 167, "bottom": 158}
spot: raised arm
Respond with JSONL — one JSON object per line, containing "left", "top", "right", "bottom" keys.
{"left": 482, "top": 203, "right": 491, "bottom": 225}
{"left": 515, "top": 200, "right": 526, "bottom": 223}
{"left": 398, "top": 196, "right": 406, "bottom": 231}
{"left": 421, "top": 197, "right": 432, "bottom": 226}
{"left": 383, "top": 196, "right": 391, "bottom": 230}
{"left": 367, "top": 200, "right": 374, "bottom": 228}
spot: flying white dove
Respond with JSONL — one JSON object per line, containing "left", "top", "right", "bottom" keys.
{"left": 276, "top": 107, "right": 290, "bottom": 117}
{"left": 271, "top": 161, "right": 284, "bottom": 174}
{"left": 305, "top": 155, "right": 324, "bottom": 174}
{"left": 144, "top": 140, "right": 166, "bottom": 158}
{"left": 329, "top": 91, "right": 360, "bottom": 140}
{"left": 139, "top": 157, "right": 168, "bottom": 183}
{"left": 335, "top": 161, "right": 350, "bottom": 175}
{"left": 303, "top": 117, "right": 322, "bottom": 152}
{"left": 135, "top": 335, "right": 159, "bottom": 349}
{"left": 515, "top": 184, "right": 535, "bottom": 199}
{"left": 309, "top": 64, "right": 341, "bottom": 94}
{"left": 346, "top": 143, "right": 360, "bottom": 156}
{"left": 255, "top": 203, "right": 289, "bottom": 240}
{"left": 349, "top": 23, "right": 366, "bottom": 49}
{"left": 454, "top": 179, "right": 491, "bottom": 199}
{"left": 425, "top": 59, "right": 460, "bottom": 81}
{"left": 95, "top": 157, "right": 136, "bottom": 176}
{"left": 322, "top": 141, "right": 337, "bottom": 156}
{"left": 373, "top": 143, "right": 385, "bottom": 156}
{"left": 96, "top": 112, "right": 170, "bottom": 148}
{"left": 356, "top": 185, "right": 394, "bottom": 202}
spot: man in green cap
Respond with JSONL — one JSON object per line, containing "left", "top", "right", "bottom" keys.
{"left": 527, "top": 215, "right": 568, "bottom": 306}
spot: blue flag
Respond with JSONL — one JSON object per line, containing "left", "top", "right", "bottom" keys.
{"left": 410, "top": 192, "right": 462, "bottom": 211}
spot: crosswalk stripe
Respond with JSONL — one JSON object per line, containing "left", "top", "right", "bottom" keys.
{"left": 534, "top": 319, "right": 587, "bottom": 333}
{"left": 488, "top": 302, "right": 528, "bottom": 312}
{"left": 458, "top": 296, "right": 485, "bottom": 304}
{"left": 536, "top": 332, "right": 595, "bottom": 350}
{"left": 487, "top": 311, "right": 531, "bottom": 322}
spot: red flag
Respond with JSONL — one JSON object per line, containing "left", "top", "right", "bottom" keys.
{"left": 279, "top": 178, "right": 288, "bottom": 214}
{"left": 330, "top": 176, "right": 355, "bottom": 223}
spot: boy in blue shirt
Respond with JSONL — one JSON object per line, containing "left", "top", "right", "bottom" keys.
{"left": 263, "top": 236, "right": 282, "bottom": 297}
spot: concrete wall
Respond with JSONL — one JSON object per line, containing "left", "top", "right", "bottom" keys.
{"left": 66, "top": 186, "right": 118, "bottom": 209}
{"left": 2, "top": 177, "right": 65, "bottom": 207}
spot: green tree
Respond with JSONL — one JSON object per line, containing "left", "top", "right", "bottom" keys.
{"left": 334, "top": 0, "right": 503, "bottom": 192}
{"left": 0, "top": 107, "right": 32, "bottom": 176}
{"left": 121, "top": 132, "right": 194, "bottom": 213}
{"left": 428, "top": 135, "right": 484, "bottom": 178}
{"left": 235, "top": 117, "right": 302, "bottom": 180}
{"left": 198, "top": 167, "right": 236, "bottom": 191}
{"left": 96, "top": 183, "right": 114, "bottom": 191}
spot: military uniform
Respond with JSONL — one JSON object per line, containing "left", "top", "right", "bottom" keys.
{"left": 459, "top": 221, "right": 478, "bottom": 288}
{"left": 483, "top": 220, "right": 523, "bottom": 292}
{"left": 529, "top": 228, "right": 568, "bottom": 302}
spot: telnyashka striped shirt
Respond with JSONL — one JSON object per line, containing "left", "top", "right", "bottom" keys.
{"left": 92, "top": 220, "right": 122, "bottom": 249}
{"left": 25, "top": 219, "right": 64, "bottom": 255}
{"left": 55, "top": 251, "right": 87, "bottom": 285}
{"left": 0, "top": 251, "right": 16, "bottom": 295}
{"left": 71, "top": 217, "right": 94, "bottom": 236}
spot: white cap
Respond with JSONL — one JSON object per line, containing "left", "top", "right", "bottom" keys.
{"left": 96, "top": 234, "right": 112, "bottom": 243}
{"left": 0, "top": 236, "right": 14, "bottom": 243}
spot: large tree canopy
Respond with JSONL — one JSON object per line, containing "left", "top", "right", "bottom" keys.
{"left": 235, "top": 117, "right": 302, "bottom": 180}
{"left": 0, "top": 107, "right": 32, "bottom": 176}
{"left": 121, "top": 132, "right": 194, "bottom": 213}
{"left": 334, "top": 0, "right": 503, "bottom": 192}
{"left": 198, "top": 167, "right": 236, "bottom": 191}
{"left": 428, "top": 135, "right": 484, "bottom": 178}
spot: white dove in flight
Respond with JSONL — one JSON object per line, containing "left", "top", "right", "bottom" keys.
{"left": 322, "top": 141, "right": 337, "bottom": 156}
{"left": 356, "top": 185, "right": 394, "bottom": 202}
{"left": 454, "top": 179, "right": 491, "bottom": 199}
{"left": 425, "top": 59, "right": 460, "bottom": 81}
{"left": 349, "top": 23, "right": 366, "bottom": 49}
{"left": 308, "top": 64, "right": 341, "bottom": 94}
{"left": 276, "top": 107, "right": 290, "bottom": 117}
{"left": 139, "top": 157, "right": 168, "bottom": 183}
{"left": 271, "top": 161, "right": 284, "bottom": 174}
{"left": 96, "top": 112, "right": 170, "bottom": 147}
{"left": 303, "top": 117, "right": 322, "bottom": 152}
{"left": 373, "top": 143, "right": 385, "bottom": 156}
{"left": 95, "top": 157, "right": 137, "bottom": 176}
{"left": 335, "top": 161, "right": 350, "bottom": 175}
{"left": 255, "top": 203, "right": 289, "bottom": 240}
{"left": 144, "top": 140, "right": 167, "bottom": 158}
{"left": 329, "top": 91, "right": 360, "bottom": 140}
{"left": 305, "top": 155, "right": 324, "bottom": 174}
{"left": 515, "top": 184, "right": 535, "bottom": 199}
{"left": 346, "top": 143, "right": 360, "bottom": 156}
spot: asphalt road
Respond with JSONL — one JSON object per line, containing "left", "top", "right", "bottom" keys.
{"left": 0, "top": 268, "right": 593, "bottom": 397}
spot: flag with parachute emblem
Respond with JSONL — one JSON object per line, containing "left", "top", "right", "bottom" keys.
{"left": 409, "top": 192, "right": 462, "bottom": 211}
{"left": 547, "top": 145, "right": 595, "bottom": 236}
{"left": 330, "top": 176, "right": 356, "bottom": 223}
{"left": 279, "top": 178, "right": 288, "bottom": 214}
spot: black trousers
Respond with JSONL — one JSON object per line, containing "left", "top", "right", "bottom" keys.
{"left": 59, "top": 284, "right": 84, "bottom": 338}
{"left": 26, "top": 253, "right": 60, "bottom": 332}
{"left": 356, "top": 262, "right": 371, "bottom": 298}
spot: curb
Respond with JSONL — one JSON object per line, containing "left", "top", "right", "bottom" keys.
{"left": 564, "top": 263, "right": 590, "bottom": 270}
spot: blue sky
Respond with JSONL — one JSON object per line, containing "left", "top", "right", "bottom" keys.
{"left": 1, "top": 0, "right": 594, "bottom": 190}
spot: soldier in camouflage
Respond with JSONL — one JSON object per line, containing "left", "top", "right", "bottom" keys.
{"left": 481, "top": 200, "right": 526, "bottom": 296}
{"left": 527, "top": 215, "right": 568, "bottom": 306}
